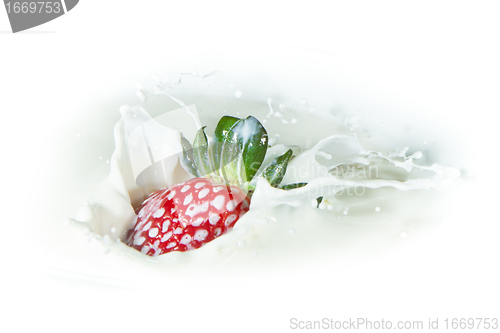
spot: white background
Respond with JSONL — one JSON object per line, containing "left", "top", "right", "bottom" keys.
{"left": 1, "top": 1, "right": 499, "bottom": 332}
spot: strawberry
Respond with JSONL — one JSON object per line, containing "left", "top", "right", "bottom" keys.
{"left": 126, "top": 115, "right": 303, "bottom": 256}
{"left": 127, "top": 178, "right": 250, "bottom": 255}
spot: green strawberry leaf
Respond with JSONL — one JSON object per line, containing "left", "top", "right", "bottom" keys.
{"left": 212, "top": 115, "right": 240, "bottom": 172}
{"left": 226, "top": 116, "right": 268, "bottom": 182}
{"left": 180, "top": 135, "right": 200, "bottom": 177}
{"left": 220, "top": 139, "right": 246, "bottom": 186}
{"left": 316, "top": 196, "right": 323, "bottom": 208}
{"left": 192, "top": 126, "right": 213, "bottom": 176}
{"left": 280, "top": 182, "right": 308, "bottom": 190}
{"left": 262, "top": 149, "right": 293, "bottom": 187}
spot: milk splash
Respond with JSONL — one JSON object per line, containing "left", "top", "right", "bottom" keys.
{"left": 72, "top": 71, "right": 460, "bottom": 263}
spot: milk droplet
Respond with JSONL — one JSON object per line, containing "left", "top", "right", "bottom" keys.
{"left": 235, "top": 90, "right": 242, "bottom": 98}
{"left": 237, "top": 240, "right": 246, "bottom": 247}
{"left": 76, "top": 205, "right": 93, "bottom": 222}
{"left": 103, "top": 235, "right": 112, "bottom": 246}
{"left": 343, "top": 210, "right": 348, "bottom": 215}
{"left": 269, "top": 134, "right": 280, "bottom": 146}
{"left": 344, "top": 111, "right": 361, "bottom": 127}
{"left": 289, "top": 229, "right": 295, "bottom": 234}
{"left": 375, "top": 207, "right": 381, "bottom": 212}
{"left": 411, "top": 151, "right": 423, "bottom": 159}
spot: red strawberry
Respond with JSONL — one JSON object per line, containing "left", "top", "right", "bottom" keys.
{"left": 126, "top": 178, "right": 250, "bottom": 256}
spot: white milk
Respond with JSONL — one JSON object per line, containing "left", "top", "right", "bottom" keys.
{"left": 52, "top": 71, "right": 460, "bottom": 279}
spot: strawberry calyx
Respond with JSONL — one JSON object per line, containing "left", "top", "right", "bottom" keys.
{"left": 180, "top": 115, "right": 305, "bottom": 195}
